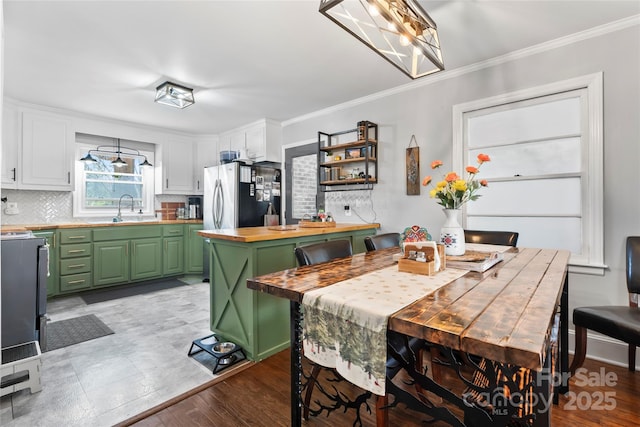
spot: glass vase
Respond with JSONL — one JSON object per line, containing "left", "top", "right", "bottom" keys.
{"left": 440, "top": 209, "right": 465, "bottom": 256}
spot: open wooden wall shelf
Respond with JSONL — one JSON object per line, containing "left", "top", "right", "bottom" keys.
{"left": 320, "top": 157, "right": 378, "bottom": 167}
{"left": 318, "top": 121, "right": 378, "bottom": 191}
{"left": 319, "top": 139, "right": 378, "bottom": 153}
{"left": 319, "top": 178, "right": 378, "bottom": 185}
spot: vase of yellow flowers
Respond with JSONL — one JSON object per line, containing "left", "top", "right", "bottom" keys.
{"left": 422, "top": 154, "right": 491, "bottom": 255}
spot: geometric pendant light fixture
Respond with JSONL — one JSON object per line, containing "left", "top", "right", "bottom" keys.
{"left": 154, "top": 81, "right": 195, "bottom": 109}
{"left": 319, "top": 0, "right": 444, "bottom": 79}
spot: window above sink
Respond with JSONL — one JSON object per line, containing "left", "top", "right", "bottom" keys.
{"left": 72, "top": 134, "right": 155, "bottom": 218}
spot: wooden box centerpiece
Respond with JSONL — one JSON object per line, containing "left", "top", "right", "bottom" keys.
{"left": 398, "top": 242, "right": 445, "bottom": 276}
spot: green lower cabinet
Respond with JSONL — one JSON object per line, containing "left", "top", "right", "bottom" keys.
{"left": 60, "top": 273, "right": 92, "bottom": 292}
{"left": 185, "top": 224, "right": 204, "bottom": 274}
{"left": 38, "top": 223, "right": 204, "bottom": 296}
{"left": 131, "top": 238, "right": 163, "bottom": 281}
{"left": 208, "top": 227, "right": 377, "bottom": 362}
{"left": 163, "top": 237, "right": 184, "bottom": 275}
{"left": 93, "top": 241, "right": 130, "bottom": 287}
{"left": 60, "top": 257, "right": 91, "bottom": 275}
{"left": 210, "top": 240, "right": 292, "bottom": 362}
{"left": 32, "top": 230, "right": 59, "bottom": 297}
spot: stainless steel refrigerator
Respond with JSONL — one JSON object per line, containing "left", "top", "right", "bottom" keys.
{"left": 202, "top": 162, "right": 281, "bottom": 279}
{"left": 1, "top": 231, "right": 49, "bottom": 349}
{"left": 204, "top": 162, "right": 281, "bottom": 229}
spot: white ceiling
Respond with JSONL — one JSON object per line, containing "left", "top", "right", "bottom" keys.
{"left": 3, "top": 1, "right": 639, "bottom": 135}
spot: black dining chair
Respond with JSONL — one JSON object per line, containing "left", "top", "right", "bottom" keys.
{"left": 464, "top": 229, "right": 519, "bottom": 247}
{"left": 364, "top": 232, "right": 400, "bottom": 251}
{"left": 570, "top": 236, "right": 640, "bottom": 374}
{"left": 294, "top": 239, "right": 352, "bottom": 266}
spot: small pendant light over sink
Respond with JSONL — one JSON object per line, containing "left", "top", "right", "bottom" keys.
{"left": 155, "top": 81, "right": 195, "bottom": 109}
{"left": 80, "top": 138, "right": 153, "bottom": 168}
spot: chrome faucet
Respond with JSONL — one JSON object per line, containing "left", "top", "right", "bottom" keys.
{"left": 115, "top": 194, "right": 135, "bottom": 222}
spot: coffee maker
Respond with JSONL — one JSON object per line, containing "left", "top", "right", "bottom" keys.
{"left": 188, "top": 196, "right": 202, "bottom": 219}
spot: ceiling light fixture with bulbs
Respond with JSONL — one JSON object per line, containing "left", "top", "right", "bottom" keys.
{"left": 80, "top": 138, "right": 153, "bottom": 168}
{"left": 319, "top": 0, "right": 444, "bottom": 79}
{"left": 154, "top": 81, "right": 195, "bottom": 109}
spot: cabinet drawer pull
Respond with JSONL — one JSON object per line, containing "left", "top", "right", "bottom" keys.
{"left": 67, "top": 249, "right": 86, "bottom": 254}
{"left": 67, "top": 279, "right": 85, "bottom": 284}
{"left": 169, "top": 230, "right": 180, "bottom": 234}
{"left": 67, "top": 236, "right": 87, "bottom": 240}
{"left": 68, "top": 264, "right": 86, "bottom": 269}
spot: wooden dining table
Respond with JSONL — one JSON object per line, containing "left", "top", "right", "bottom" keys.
{"left": 247, "top": 245, "right": 571, "bottom": 427}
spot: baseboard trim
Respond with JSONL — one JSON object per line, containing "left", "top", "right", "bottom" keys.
{"left": 568, "top": 329, "right": 639, "bottom": 370}
{"left": 113, "top": 359, "right": 254, "bottom": 426}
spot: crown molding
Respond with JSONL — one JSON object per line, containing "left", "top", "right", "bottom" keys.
{"left": 283, "top": 14, "right": 640, "bottom": 127}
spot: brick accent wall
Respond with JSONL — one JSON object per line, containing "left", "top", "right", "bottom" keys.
{"left": 291, "top": 154, "right": 317, "bottom": 218}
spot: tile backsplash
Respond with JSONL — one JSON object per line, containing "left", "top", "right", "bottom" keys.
{"left": 0, "top": 189, "right": 189, "bottom": 225}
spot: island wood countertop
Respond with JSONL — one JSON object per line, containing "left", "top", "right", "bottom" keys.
{"left": 1, "top": 219, "right": 203, "bottom": 232}
{"left": 198, "top": 223, "right": 380, "bottom": 243}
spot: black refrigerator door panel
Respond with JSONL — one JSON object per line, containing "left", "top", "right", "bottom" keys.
{"left": 238, "top": 166, "right": 282, "bottom": 227}
{"left": 238, "top": 181, "right": 261, "bottom": 227}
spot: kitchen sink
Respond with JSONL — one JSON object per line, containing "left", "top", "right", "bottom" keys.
{"left": 86, "top": 218, "right": 160, "bottom": 224}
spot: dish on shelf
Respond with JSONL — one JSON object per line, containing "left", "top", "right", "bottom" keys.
{"left": 200, "top": 336, "right": 218, "bottom": 345}
{"left": 213, "top": 342, "right": 236, "bottom": 354}
{"left": 218, "top": 354, "right": 237, "bottom": 365}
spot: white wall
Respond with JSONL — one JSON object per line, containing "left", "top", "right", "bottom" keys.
{"left": 282, "top": 23, "right": 640, "bottom": 368}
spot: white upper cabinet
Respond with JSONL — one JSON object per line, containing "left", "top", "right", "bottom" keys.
{"left": 1, "top": 105, "right": 20, "bottom": 188}
{"left": 220, "top": 119, "right": 282, "bottom": 163}
{"left": 193, "top": 136, "right": 218, "bottom": 194}
{"left": 155, "top": 136, "right": 196, "bottom": 195}
{"left": 4, "top": 110, "right": 75, "bottom": 191}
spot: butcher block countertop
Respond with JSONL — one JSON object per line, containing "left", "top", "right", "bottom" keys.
{"left": 198, "top": 223, "right": 380, "bottom": 243}
{"left": 1, "top": 219, "right": 203, "bottom": 232}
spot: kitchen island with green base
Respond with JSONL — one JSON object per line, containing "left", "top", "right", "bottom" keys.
{"left": 198, "top": 223, "right": 379, "bottom": 361}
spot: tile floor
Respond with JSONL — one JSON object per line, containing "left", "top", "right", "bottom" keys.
{"left": 1, "top": 277, "right": 235, "bottom": 427}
